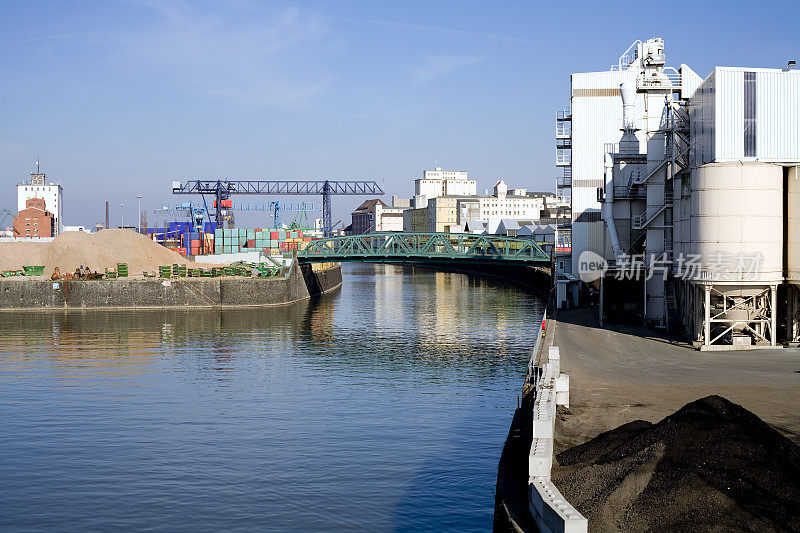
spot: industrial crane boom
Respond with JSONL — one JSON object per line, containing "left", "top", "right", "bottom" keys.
{"left": 172, "top": 179, "right": 384, "bottom": 237}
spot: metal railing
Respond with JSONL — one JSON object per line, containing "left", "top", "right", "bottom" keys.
{"left": 630, "top": 145, "right": 689, "bottom": 185}
{"left": 556, "top": 138, "right": 571, "bottom": 149}
{"left": 555, "top": 121, "right": 571, "bottom": 138}
{"left": 632, "top": 200, "right": 672, "bottom": 230}
{"left": 614, "top": 185, "right": 646, "bottom": 199}
{"left": 556, "top": 151, "right": 571, "bottom": 166}
{"left": 637, "top": 66, "right": 681, "bottom": 90}
{"left": 556, "top": 108, "right": 571, "bottom": 121}
{"left": 610, "top": 39, "right": 641, "bottom": 71}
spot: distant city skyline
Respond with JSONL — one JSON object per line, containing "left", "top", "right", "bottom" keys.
{"left": 1, "top": 0, "right": 797, "bottom": 227}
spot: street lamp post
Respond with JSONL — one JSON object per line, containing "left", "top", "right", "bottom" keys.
{"left": 137, "top": 194, "right": 143, "bottom": 233}
{"left": 121, "top": 203, "right": 125, "bottom": 229}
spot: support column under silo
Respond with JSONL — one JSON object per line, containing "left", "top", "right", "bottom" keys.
{"left": 704, "top": 284, "right": 711, "bottom": 347}
{"left": 771, "top": 284, "right": 778, "bottom": 346}
{"left": 789, "top": 284, "right": 800, "bottom": 344}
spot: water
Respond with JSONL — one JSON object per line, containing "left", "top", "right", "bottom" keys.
{"left": 0, "top": 264, "right": 543, "bottom": 531}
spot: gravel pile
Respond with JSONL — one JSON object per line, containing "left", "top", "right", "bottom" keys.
{"left": 552, "top": 395, "right": 800, "bottom": 532}
{"left": 0, "top": 230, "right": 194, "bottom": 275}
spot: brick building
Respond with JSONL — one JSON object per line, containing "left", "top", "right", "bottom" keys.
{"left": 13, "top": 197, "right": 55, "bottom": 238}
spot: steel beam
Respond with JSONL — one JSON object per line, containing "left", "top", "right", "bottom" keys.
{"left": 297, "top": 232, "right": 551, "bottom": 265}
{"left": 172, "top": 179, "right": 384, "bottom": 230}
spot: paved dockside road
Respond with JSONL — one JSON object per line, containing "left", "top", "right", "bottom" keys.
{"left": 549, "top": 309, "right": 800, "bottom": 451}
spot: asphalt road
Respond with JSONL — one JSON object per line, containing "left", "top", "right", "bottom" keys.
{"left": 549, "top": 308, "right": 800, "bottom": 451}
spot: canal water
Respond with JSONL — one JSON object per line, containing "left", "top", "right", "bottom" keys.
{"left": 0, "top": 264, "right": 544, "bottom": 531}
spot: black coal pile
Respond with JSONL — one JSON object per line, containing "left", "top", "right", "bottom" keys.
{"left": 552, "top": 395, "right": 800, "bottom": 532}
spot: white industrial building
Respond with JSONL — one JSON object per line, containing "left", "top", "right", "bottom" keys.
{"left": 455, "top": 181, "right": 556, "bottom": 225}
{"left": 560, "top": 37, "right": 800, "bottom": 349}
{"left": 413, "top": 167, "right": 476, "bottom": 208}
{"left": 17, "top": 172, "right": 63, "bottom": 236}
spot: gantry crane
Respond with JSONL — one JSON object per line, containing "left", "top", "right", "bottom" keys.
{"left": 171, "top": 180, "right": 384, "bottom": 237}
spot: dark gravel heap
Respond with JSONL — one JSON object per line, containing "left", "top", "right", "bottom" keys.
{"left": 552, "top": 395, "right": 800, "bottom": 532}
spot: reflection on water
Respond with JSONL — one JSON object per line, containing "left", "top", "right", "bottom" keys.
{"left": 0, "top": 263, "right": 543, "bottom": 532}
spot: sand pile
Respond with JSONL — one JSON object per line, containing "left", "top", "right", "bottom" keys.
{"left": 0, "top": 230, "right": 194, "bottom": 275}
{"left": 552, "top": 395, "right": 800, "bottom": 532}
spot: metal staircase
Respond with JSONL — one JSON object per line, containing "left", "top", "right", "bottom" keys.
{"left": 632, "top": 197, "right": 672, "bottom": 229}
{"left": 665, "top": 281, "right": 679, "bottom": 332}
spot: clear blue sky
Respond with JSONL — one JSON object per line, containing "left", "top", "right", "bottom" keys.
{"left": 1, "top": 0, "right": 797, "bottom": 227}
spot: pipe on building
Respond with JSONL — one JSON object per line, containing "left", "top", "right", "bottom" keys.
{"left": 603, "top": 152, "right": 625, "bottom": 261}
{"left": 620, "top": 82, "right": 636, "bottom": 130}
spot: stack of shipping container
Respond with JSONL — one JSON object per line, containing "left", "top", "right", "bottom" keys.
{"left": 213, "top": 228, "right": 314, "bottom": 256}
{"left": 144, "top": 221, "right": 319, "bottom": 258}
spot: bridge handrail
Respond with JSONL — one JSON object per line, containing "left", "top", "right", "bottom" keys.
{"left": 302, "top": 232, "right": 551, "bottom": 247}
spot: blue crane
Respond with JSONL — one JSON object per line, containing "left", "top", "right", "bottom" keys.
{"left": 171, "top": 180, "right": 384, "bottom": 237}
{"left": 154, "top": 201, "right": 208, "bottom": 232}
{"left": 224, "top": 201, "right": 320, "bottom": 228}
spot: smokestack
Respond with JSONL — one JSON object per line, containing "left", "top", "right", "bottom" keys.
{"left": 105, "top": 201, "right": 109, "bottom": 230}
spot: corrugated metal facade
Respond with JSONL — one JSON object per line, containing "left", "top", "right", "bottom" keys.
{"left": 570, "top": 69, "right": 639, "bottom": 272}
{"left": 757, "top": 70, "right": 800, "bottom": 161}
{"left": 690, "top": 67, "right": 800, "bottom": 165}
{"left": 715, "top": 68, "right": 745, "bottom": 161}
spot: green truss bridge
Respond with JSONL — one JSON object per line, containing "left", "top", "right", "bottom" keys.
{"left": 297, "top": 232, "right": 552, "bottom": 266}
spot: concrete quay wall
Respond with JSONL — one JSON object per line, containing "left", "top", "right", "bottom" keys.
{"left": 0, "top": 262, "right": 341, "bottom": 311}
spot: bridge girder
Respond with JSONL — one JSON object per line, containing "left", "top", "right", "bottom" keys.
{"left": 297, "top": 232, "right": 552, "bottom": 266}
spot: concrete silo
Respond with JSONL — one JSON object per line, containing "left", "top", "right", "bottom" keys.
{"left": 682, "top": 162, "right": 783, "bottom": 348}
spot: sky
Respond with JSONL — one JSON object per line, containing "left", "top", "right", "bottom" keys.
{"left": 1, "top": 0, "right": 798, "bottom": 228}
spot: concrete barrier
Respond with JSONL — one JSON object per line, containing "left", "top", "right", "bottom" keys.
{"left": 529, "top": 480, "right": 587, "bottom": 533}
{"left": 527, "top": 344, "right": 587, "bottom": 533}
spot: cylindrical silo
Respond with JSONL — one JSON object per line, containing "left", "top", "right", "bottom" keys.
{"left": 788, "top": 165, "right": 800, "bottom": 284}
{"left": 688, "top": 162, "right": 784, "bottom": 289}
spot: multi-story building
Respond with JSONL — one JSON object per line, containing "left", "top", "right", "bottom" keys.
{"left": 13, "top": 197, "right": 55, "bottom": 238}
{"left": 350, "top": 199, "right": 406, "bottom": 234}
{"left": 18, "top": 172, "right": 63, "bottom": 236}
{"left": 455, "top": 182, "right": 558, "bottom": 228}
{"left": 427, "top": 196, "right": 458, "bottom": 233}
{"left": 403, "top": 207, "right": 429, "bottom": 233}
{"left": 398, "top": 166, "right": 564, "bottom": 235}
{"left": 374, "top": 202, "right": 405, "bottom": 232}
{"left": 350, "top": 199, "right": 384, "bottom": 234}
{"left": 413, "top": 167, "right": 476, "bottom": 208}
{"left": 557, "top": 37, "right": 701, "bottom": 310}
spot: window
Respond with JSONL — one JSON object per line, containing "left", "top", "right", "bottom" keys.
{"left": 744, "top": 71, "right": 756, "bottom": 157}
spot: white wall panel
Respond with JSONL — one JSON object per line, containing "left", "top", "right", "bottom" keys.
{"left": 715, "top": 68, "right": 745, "bottom": 162}
{"left": 690, "top": 67, "right": 800, "bottom": 165}
{"left": 757, "top": 70, "right": 800, "bottom": 162}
